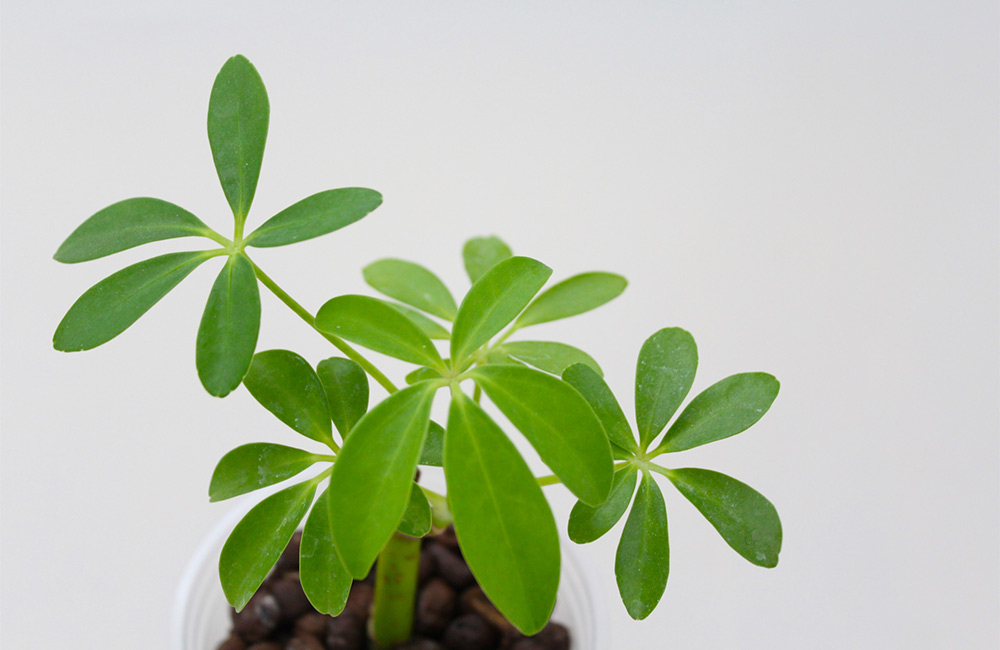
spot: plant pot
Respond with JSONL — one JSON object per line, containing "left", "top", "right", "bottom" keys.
{"left": 171, "top": 504, "right": 607, "bottom": 650}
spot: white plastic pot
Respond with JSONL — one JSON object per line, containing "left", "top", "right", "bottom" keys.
{"left": 171, "top": 505, "right": 607, "bottom": 650}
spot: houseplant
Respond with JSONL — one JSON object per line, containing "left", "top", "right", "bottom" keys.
{"left": 53, "top": 55, "right": 782, "bottom": 648}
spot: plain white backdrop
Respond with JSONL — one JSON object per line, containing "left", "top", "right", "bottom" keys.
{"left": 2, "top": 1, "right": 997, "bottom": 648}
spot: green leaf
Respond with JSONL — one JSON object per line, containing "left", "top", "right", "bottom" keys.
{"left": 245, "top": 188, "right": 382, "bottom": 248}
{"left": 406, "top": 367, "right": 443, "bottom": 385}
{"left": 384, "top": 302, "right": 451, "bottom": 340}
{"left": 243, "top": 350, "right": 334, "bottom": 447}
{"left": 562, "top": 363, "right": 638, "bottom": 454}
{"left": 328, "top": 383, "right": 436, "bottom": 577}
{"left": 451, "top": 257, "right": 552, "bottom": 364}
{"left": 300, "top": 486, "right": 353, "bottom": 615}
{"left": 446, "top": 391, "right": 559, "bottom": 635}
{"left": 568, "top": 465, "right": 638, "bottom": 544}
{"left": 54, "top": 198, "right": 214, "bottom": 263}
{"left": 616, "top": 472, "right": 669, "bottom": 620}
{"left": 470, "top": 365, "right": 612, "bottom": 506}
{"left": 397, "top": 483, "right": 432, "bottom": 537}
{"left": 666, "top": 468, "right": 781, "bottom": 567}
{"left": 656, "top": 373, "right": 780, "bottom": 453}
{"left": 316, "top": 295, "right": 444, "bottom": 369}
{"left": 209, "top": 443, "right": 321, "bottom": 502}
{"left": 196, "top": 254, "right": 261, "bottom": 397}
{"left": 364, "top": 259, "right": 458, "bottom": 320}
{"left": 53, "top": 251, "right": 212, "bottom": 351}
{"left": 462, "top": 235, "right": 512, "bottom": 283}
{"left": 498, "top": 341, "right": 602, "bottom": 377}
{"left": 220, "top": 479, "right": 316, "bottom": 611}
{"left": 208, "top": 55, "right": 269, "bottom": 222}
{"left": 515, "top": 272, "right": 627, "bottom": 328}
{"left": 635, "top": 328, "right": 697, "bottom": 450}
{"left": 419, "top": 421, "right": 445, "bottom": 466}
{"left": 316, "top": 357, "right": 369, "bottom": 438}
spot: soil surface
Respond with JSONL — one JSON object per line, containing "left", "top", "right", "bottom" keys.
{"left": 216, "top": 527, "right": 571, "bottom": 650}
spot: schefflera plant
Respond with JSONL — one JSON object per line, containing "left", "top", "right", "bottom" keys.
{"left": 51, "top": 53, "right": 784, "bottom": 647}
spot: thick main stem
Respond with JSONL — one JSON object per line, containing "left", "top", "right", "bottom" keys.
{"left": 370, "top": 532, "right": 422, "bottom": 647}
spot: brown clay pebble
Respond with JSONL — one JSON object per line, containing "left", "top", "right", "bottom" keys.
{"left": 427, "top": 543, "right": 475, "bottom": 590}
{"left": 415, "top": 578, "right": 457, "bottom": 637}
{"left": 216, "top": 636, "right": 247, "bottom": 650}
{"left": 233, "top": 590, "right": 281, "bottom": 642}
{"left": 274, "top": 532, "right": 302, "bottom": 574}
{"left": 435, "top": 525, "right": 459, "bottom": 549}
{"left": 246, "top": 643, "right": 282, "bottom": 650}
{"left": 397, "top": 639, "right": 446, "bottom": 650}
{"left": 459, "top": 587, "right": 516, "bottom": 634}
{"left": 284, "top": 635, "right": 324, "bottom": 650}
{"left": 271, "top": 575, "right": 313, "bottom": 622}
{"left": 418, "top": 545, "right": 438, "bottom": 584}
{"left": 293, "top": 613, "right": 329, "bottom": 638}
{"left": 443, "top": 613, "right": 499, "bottom": 650}
{"left": 343, "top": 581, "right": 373, "bottom": 619}
{"left": 532, "top": 622, "right": 570, "bottom": 650}
{"left": 326, "top": 613, "right": 365, "bottom": 650}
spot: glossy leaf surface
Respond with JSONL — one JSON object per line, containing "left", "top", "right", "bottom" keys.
{"left": 328, "top": 383, "right": 436, "bottom": 577}
{"left": 300, "top": 487, "right": 353, "bottom": 615}
{"left": 220, "top": 480, "right": 316, "bottom": 611}
{"left": 657, "top": 373, "right": 780, "bottom": 453}
{"left": 462, "top": 236, "right": 512, "bottom": 283}
{"left": 615, "top": 473, "right": 669, "bottom": 620}
{"left": 515, "top": 272, "right": 627, "bottom": 328}
{"left": 562, "top": 363, "right": 638, "bottom": 454}
{"left": 316, "top": 295, "right": 444, "bottom": 368}
{"left": 54, "top": 198, "right": 212, "bottom": 263}
{"left": 471, "top": 365, "right": 612, "bottom": 506}
{"left": 197, "top": 254, "right": 260, "bottom": 397}
{"left": 419, "top": 421, "right": 445, "bottom": 466}
{"left": 446, "top": 392, "right": 559, "bottom": 635}
{"left": 397, "top": 483, "right": 432, "bottom": 537}
{"left": 316, "top": 357, "right": 369, "bottom": 438}
{"left": 568, "top": 465, "right": 638, "bottom": 544}
{"left": 364, "top": 259, "right": 457, "bottom": 320}
{"left": 385, "top": 302, "right": 451, "bottom": 340}
{"left": 635, "top": 328, "right": 697, "bottom": 450}
{"left": 499, "top": 341, "right": 601, "bottom": 377}
{"left": 243, "top": 350, "right": 334, "bottom": 447}
{"left": 209, "top": 443, "right": 321, "bottom": 502}
{"left": 667, "top": 468, "right": 781, "bottom": 567}
{"left": 451, "top": 257, "right": 551, "bottom": 363}
{"left": 208, "top": 55, "right": 269, "bottom": 221}
{"left": 53, "top": 251, "right": 211, "bottom": 351}
{"left": 245, "top": 188, "right": 382, "bottom": 248}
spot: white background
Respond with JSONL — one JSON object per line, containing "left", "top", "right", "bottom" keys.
{"left": 2, "top": 1, "right": 997, "bottom": 648}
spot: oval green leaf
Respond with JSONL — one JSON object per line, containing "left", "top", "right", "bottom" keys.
{"left": 327, "top": 383, "right": 436, "bottom": 577}
{"left": 220, "top": 479, "right": 316, "bottom": 611}
{"left": 53, "top": 251, "right": 212, "bottom": 351}
{"left": 615, "top": 472, "right": 669, "bottom": 620}
{"left": 54, "top": 198, "right": 214, "bottom": 263}
{"left": 462, "top": 235, "right": 512, "bottom": 283}
{"left": 568, "top": 465, "right": 638, "bottom": 544}
{"left": 208, "top": 55, "right": 269, "bottom": 222}
{"left": 397, "top": 483, "right": 432, "bottom": 537}
{"left": 243, "top": 350, "right": 334, "bottom": 447}
{"left": 316, "top": 357, "right": 369, "bottom": 438}
{"left": 666, "top": 468, "right": 781, "bottom": 567}
{"left": 656, "top": 372, "right": 780, "bottom": 453}
{"left": 515, "top": 272, "right": 627, "bottom": 328}
{"left": 419, "top": 420, "right": 445, "bottom": 467}
{"left": 316, "top": 295, "right": 444, "bottom": 369}
{"left": 451, "top": 257, "right": 551, "bottom": 363}
{"left": 245, "top": 188, "right": 382, "bottom": 248}
{"left": 635, "top": 328, "right": 698, "bottom": 450}
{"left": 364, "top": 259, "right": 457, "bottom": 320}
{"left": 499, "top": 341, "right": 602, "bottom": 377}
{"left": 384, "top": 302, "right": 451, "bottom": 340}
{"left": 300, "top": 486, "right": 353, "bottom": 615}
{"left": 197, "top": 254, "right": 261, "bottom": 397}
{"left": 562, "top": 363, "right": 638, "bottom": 454}
{"left": 470, "top": 365, "right": 612, "bottom": 506}
{"left": 209, "top": 443, "right": 321, "bottom": 502}
{"left": 446, "top": 391, "right": 559, "bottom": 635}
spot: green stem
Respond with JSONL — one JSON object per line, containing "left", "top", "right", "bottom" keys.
{"left": 370, "top": 532, "right": 421, "bottom": 647}
{"left": 249, "top": 260, "right": 398, "bottom": 394}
